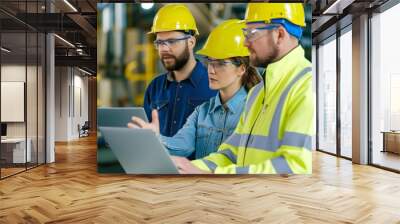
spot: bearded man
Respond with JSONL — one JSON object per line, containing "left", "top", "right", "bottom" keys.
{"left": 143, "top": 4, "right": 217, "bottom": 141}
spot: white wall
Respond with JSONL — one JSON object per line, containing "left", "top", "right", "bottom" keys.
{"left": 72, "top": 72, "right": 89, "bottom": 138}
{"left": 54, "top": 67, "right": 89, "bottom": 141}
{"left": 1, "top": 65, "right": 26, "bottom": 81}
{"left": 1, "top": 66, "right": 26, "bottom": 128}
{"left": 55, "top": 66, "right": 69, "bottom": 141}
{"left": 1, "top": 82, "right": 25, "bottom": 122}
{"left": 1, "top": 65, "right": 37, "bottom": 138}
{"left": 1, "top": 64, "right": 46, "bottom": 164}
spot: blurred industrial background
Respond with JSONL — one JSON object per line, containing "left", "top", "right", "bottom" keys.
{"left": 96, "top": 3, "right": 312, "bottom": 107}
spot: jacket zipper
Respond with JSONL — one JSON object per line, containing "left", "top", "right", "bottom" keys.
{"left": 242, "top": 83, "right": 268, "bottom": 166}
{"left": 219, "top": 108, "right": 229, "bottom": 145}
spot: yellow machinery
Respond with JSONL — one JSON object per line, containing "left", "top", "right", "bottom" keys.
{"left": 124, "top": 42, "right": 157, "bottom": 106}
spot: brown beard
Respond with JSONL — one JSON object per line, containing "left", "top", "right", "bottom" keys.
{"left": 161, "top": 43, "right": 190, "bottom": 71}
{"left": 250, "top": 34, "right": 279, "bottom": 68}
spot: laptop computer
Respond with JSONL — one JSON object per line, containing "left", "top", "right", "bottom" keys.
{"left": 97, "top": 107, "right": 149, "bottom": 173}
{"left": 99, "top": 127, "right": 179, "bottom": 174}
{"left": 97, "top": 107, "right": 148, "bottom": 128}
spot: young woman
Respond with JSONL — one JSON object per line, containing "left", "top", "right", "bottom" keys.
{"left": 129, "top": 19, "right": 261, "bottom": 159}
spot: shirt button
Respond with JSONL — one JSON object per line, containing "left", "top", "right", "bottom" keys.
{"left": 177, "top": 98, "right": 180, "bottom": 101}
{"left": 173, "top": 121, "right": 177, "bottom": 124}
{"left": 179, "top": 85, "right": 182, "bottom": 88}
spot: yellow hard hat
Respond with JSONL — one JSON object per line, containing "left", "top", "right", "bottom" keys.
{"left": 197, "top": 19, "right": 249, "bottom": 59}
{"left": 245, "top": 3, "right": 306, "bottom": 27}
{"left": 148, "top": 4, "right": 199, "bottom": 35}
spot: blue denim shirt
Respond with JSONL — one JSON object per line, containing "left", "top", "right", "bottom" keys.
{"left": 143, "top": 61, "right": 217, "bottom": 137}
{"left": 160, "top": 86, "right": 247, "bottom": 159}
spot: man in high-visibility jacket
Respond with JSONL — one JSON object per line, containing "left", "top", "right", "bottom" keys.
{"left": 172, "top": 3, "right": 315, "bottom": 174}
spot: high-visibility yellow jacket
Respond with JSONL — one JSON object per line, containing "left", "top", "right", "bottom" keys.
{"left": 192, "top": 46, "right": 315, "bottom": 174}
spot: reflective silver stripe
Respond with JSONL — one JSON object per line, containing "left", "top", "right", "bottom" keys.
{"left": 223, "top": 132, "right": 312, "bottom": 152}
{"left": 202, "top": 159, "right": 217, "bottom": 172}
{"left": 236, "top": 166, "right": 250, "bottom": 174}
{"left": 281, "top": 132, "right": 312, "bottom": 150}
{"left": 224, "top": 133, "right": 242, "bottom": 147}
{"left": 224, "top": 133, "right": 276, "bottom": 151}
{"left": 246, "top": 132, "right": 313, "bottom": 152}
{"left": 215, "top": 149, "right": 237, "bottom": 163}
{"left": 245, "top": 81, "right": 264, "bottom": 118}
{"left": 247, "top": 134, "right": 279, "bottom": 152}
{"left": 271, "top": 156, "right": 293, "bottom": 174}
{"left": 268, "top": 67, "right": 312, "bottom": 142}
{"left": 224, "top": 132, "right": 250, "bottom": 148}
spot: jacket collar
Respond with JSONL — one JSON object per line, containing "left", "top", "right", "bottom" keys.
{"left": 263, "top": 45, "right": 306, "bottom": 95}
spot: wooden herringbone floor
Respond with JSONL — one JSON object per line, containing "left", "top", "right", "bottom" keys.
{"left": 1, "top": 136, "right": 400, "bottom": 224}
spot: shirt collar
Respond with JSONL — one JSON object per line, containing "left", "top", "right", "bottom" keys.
{"left": 209, "top": 86, "right": 247, "bottom": 114}
{"left": 163, "top": 60, "right": 205, "bottom": 89}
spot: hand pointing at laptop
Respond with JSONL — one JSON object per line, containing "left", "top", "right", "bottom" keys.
{"left": 128, "top": 109, "right": 160, "bottom": 135}
{"left": 127, "top": 109, "right": 208, "bottom": 174}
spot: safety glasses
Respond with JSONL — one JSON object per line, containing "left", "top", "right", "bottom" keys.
{"left": 242, "top": 24, "right": 280, "bottom": 42}
{"left": 153, "top": 35, "right": 191, "bottom": 49}
{"left": 203, "top": 58, "right": 240, "bottom": 71}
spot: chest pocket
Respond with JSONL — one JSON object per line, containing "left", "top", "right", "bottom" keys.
{"left": 196, "top": 123, "right": 226, "bottom": 157}
{"left": 197, "top": 124, "right": 211, "bottom": 140}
